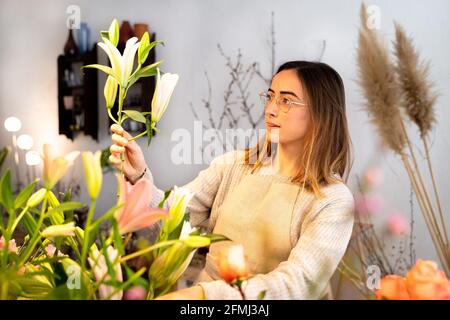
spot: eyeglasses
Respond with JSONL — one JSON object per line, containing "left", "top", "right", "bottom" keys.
{"left": 258, "top": 91, "right": 307, "bottom": 113}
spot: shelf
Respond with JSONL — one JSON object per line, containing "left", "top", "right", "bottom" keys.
{"left": 57, "top": 46, "right": 99, "bottom": 141}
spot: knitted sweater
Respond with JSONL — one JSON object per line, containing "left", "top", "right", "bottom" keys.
{"left": 144, "top": 150, "right": 355, "bottom": 300}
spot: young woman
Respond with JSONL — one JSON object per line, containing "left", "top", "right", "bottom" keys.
{"left": 109, "top": 61, "right": 355, "bottom": 300}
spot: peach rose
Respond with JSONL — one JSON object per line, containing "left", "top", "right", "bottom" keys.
{"left": 376, "top": 275, "right": 410, "bottom": 300}
{"left": 406, "top": 260, "right": 450, "bottom": 300}
{"left": 218, "top": 244, "right": 250, "bottom": 284}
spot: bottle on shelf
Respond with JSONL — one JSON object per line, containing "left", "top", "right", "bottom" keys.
{"left": 64, "top": 28, "right": 79, "bottom": 57}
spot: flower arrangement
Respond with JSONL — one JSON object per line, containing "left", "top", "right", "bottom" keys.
{"left": 0, "top": 143, "right": 227, "bottom": 300}
{"left": 0, "top": 19, "right": 228, "bottom": 300}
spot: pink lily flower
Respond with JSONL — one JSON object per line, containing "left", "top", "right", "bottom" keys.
{"left": 0, "top": 236, "right": 18, "bottom": 253}
{"left": 115, "top": 174, "right": 168, "bottom": 234}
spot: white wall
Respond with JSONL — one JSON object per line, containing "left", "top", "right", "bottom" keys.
{"left": 1, "top": 0, "right": 449, "bottom": 269}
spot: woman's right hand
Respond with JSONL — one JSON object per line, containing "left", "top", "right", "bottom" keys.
{"left": 109, "top": 124, "right": 147, "bottom": 184}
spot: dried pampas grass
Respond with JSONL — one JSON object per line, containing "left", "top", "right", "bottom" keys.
{"left": 357, "top": 4, "right": 406, "bottom": 154}
{"left": 394, "top": 23, "right": 438, "bottom": 138}
{"left": 394, "top": 22, "right": 448, "bottom": 252}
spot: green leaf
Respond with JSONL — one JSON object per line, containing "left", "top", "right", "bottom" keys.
{"left": 22, "top": 211, "right": 38, "bottom": 235}
{"left": 100, "top": 31, "right": 109, "bottom": 43}
{"left": 138, "top": 32, "right": 150, "bottom": 65}
{"left": 111, "top": 219, "right": 125, "bottom": 256}
{"left": 81, "top": 64, "right": 116, "bottom": 79}
{"left": 14, "top": 179, "right": 37, "bottom": 209}
{"left": 0, "top": 170, "right": 15, "bottom": 215}
{"left": 201, "top": 233, "right": 230, "bottom": 243}
{"left": 158, "top": 189, "right": 172, "bottom": 209}
{"left": 45, "top": 202, "right": 85, "bottom": 218}
{"left": 124, "top": 264, "right": 149, "bottom": 289}
{"left": 89, "top": 204, "right": 122, "bottom": 232}
{"left": 139, "top": 60, "right": 163, "bottom": 77}
{"left": 100, "top": 238, "right": 117, "bottom": 281}
{"left": 122, "top": 110, "right": 147, "bottom": 124}
{"left": 127, "top": 60, "right": 163, "bottom": 89}
{"left": 257, "top": 290, "right": 267, "bottom": 300}
{"left": 167, "top": 213, "right": 189, "bottom": 240}
{"left": 109, "top": 19, "right": 119, "bottom": 47}
{"left": 0, "top": 147, "right": 10, "bottom": 172}
{"left": 119, "top": 267, "right": 147, "bottom": 291}
{"left": 62, "top": 188, "right": 72, "bottom": 202}
{"left": 86, "top": 224, "right": 99, "bottom": 250}
{"left": 148, "top": 40, "right": 165, "bottom": 52}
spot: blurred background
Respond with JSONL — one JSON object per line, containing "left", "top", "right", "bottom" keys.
{"left": 1, "top": 0, "right": 449, "bottom": 298}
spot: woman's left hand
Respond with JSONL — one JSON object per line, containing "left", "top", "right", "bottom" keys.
{"left": 155, "top": 286, "right": 205, "bottom": 300}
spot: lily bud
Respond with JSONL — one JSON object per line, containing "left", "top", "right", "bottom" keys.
{"left": 151, "top": 68, "right": 179, "bottom": 123}
{"left": 41, "top": 222, "right": 76, "bottom": 239}
{"left": 104, "top": 76, "right": 118, "bottom": 109}
{"left": 27, "top": 188, "right": 47, "bottom": 208}
{"left": 82, "top": 151, "right": 103, "bottom": 200}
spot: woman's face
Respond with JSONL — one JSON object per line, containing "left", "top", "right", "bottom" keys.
{"left": 265, "top": 69, "right": 311, "bottom": 145}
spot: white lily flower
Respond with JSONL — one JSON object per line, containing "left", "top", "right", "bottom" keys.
{"left": 179, "top": 220, "right": 197, "bottom": 240}
{"left": 167, "top": 186, "right": 193, "bottom": 234}
{"left": 151, "top": 68, "right": 179, "bottom": 123}
{"left": 98, "top": 37, "right": 140, "bottom": 88}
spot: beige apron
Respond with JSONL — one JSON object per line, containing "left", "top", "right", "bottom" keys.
{"left": 196, "top": 171, "right": 301, "bottom": 283}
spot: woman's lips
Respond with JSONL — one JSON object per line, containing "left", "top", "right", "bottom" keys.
{"left": 266, "top": 122, "right": 280, "bottom": 128}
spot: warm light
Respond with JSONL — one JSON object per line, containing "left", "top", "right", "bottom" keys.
{"left": 25, "top": 150, "right": 41, "bottom": 166}
{"left": 17, "top": 134, "right": 34, "bottom": 150}
{"left": 4, "top": 117, "right": 22, "bottom": 132}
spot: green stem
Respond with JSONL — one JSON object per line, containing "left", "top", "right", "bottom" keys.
{"left": 120, "top": 240, "right": 178, "bottom": 262}
{"left": 129, "top": 130, "right": 148, "bottom": 141}
{"left": 117, "top": 87, "right": 126, "bottom": 176}
{"left": 10, "top": 206, "right": 29, "bottom": 235}
{"left": 17, "top": 197, "right": 48, "bottom": 265}
{"left": 1, "top": 280, "right": 8, "bottom": 300}
{"left": 117, "top": 87, "right": 125, "bottom": 124}
{"left": 1, "top": 206, "right": 29, "bottom": 270}
{"left": 81, "top": 199, "right": 97, "bottom": 272}
{"left": 108, "top": 108, "right": 119, "bottom": 125}
{"left": 104, "top": 267, "right": 146, "bottom": 300}
{"left": 105, "top": 233, "right": 114, "bottom": 246}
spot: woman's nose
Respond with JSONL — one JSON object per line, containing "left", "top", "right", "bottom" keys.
{"left": 265, "top": 100, "right": 278, "bottom": 117}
